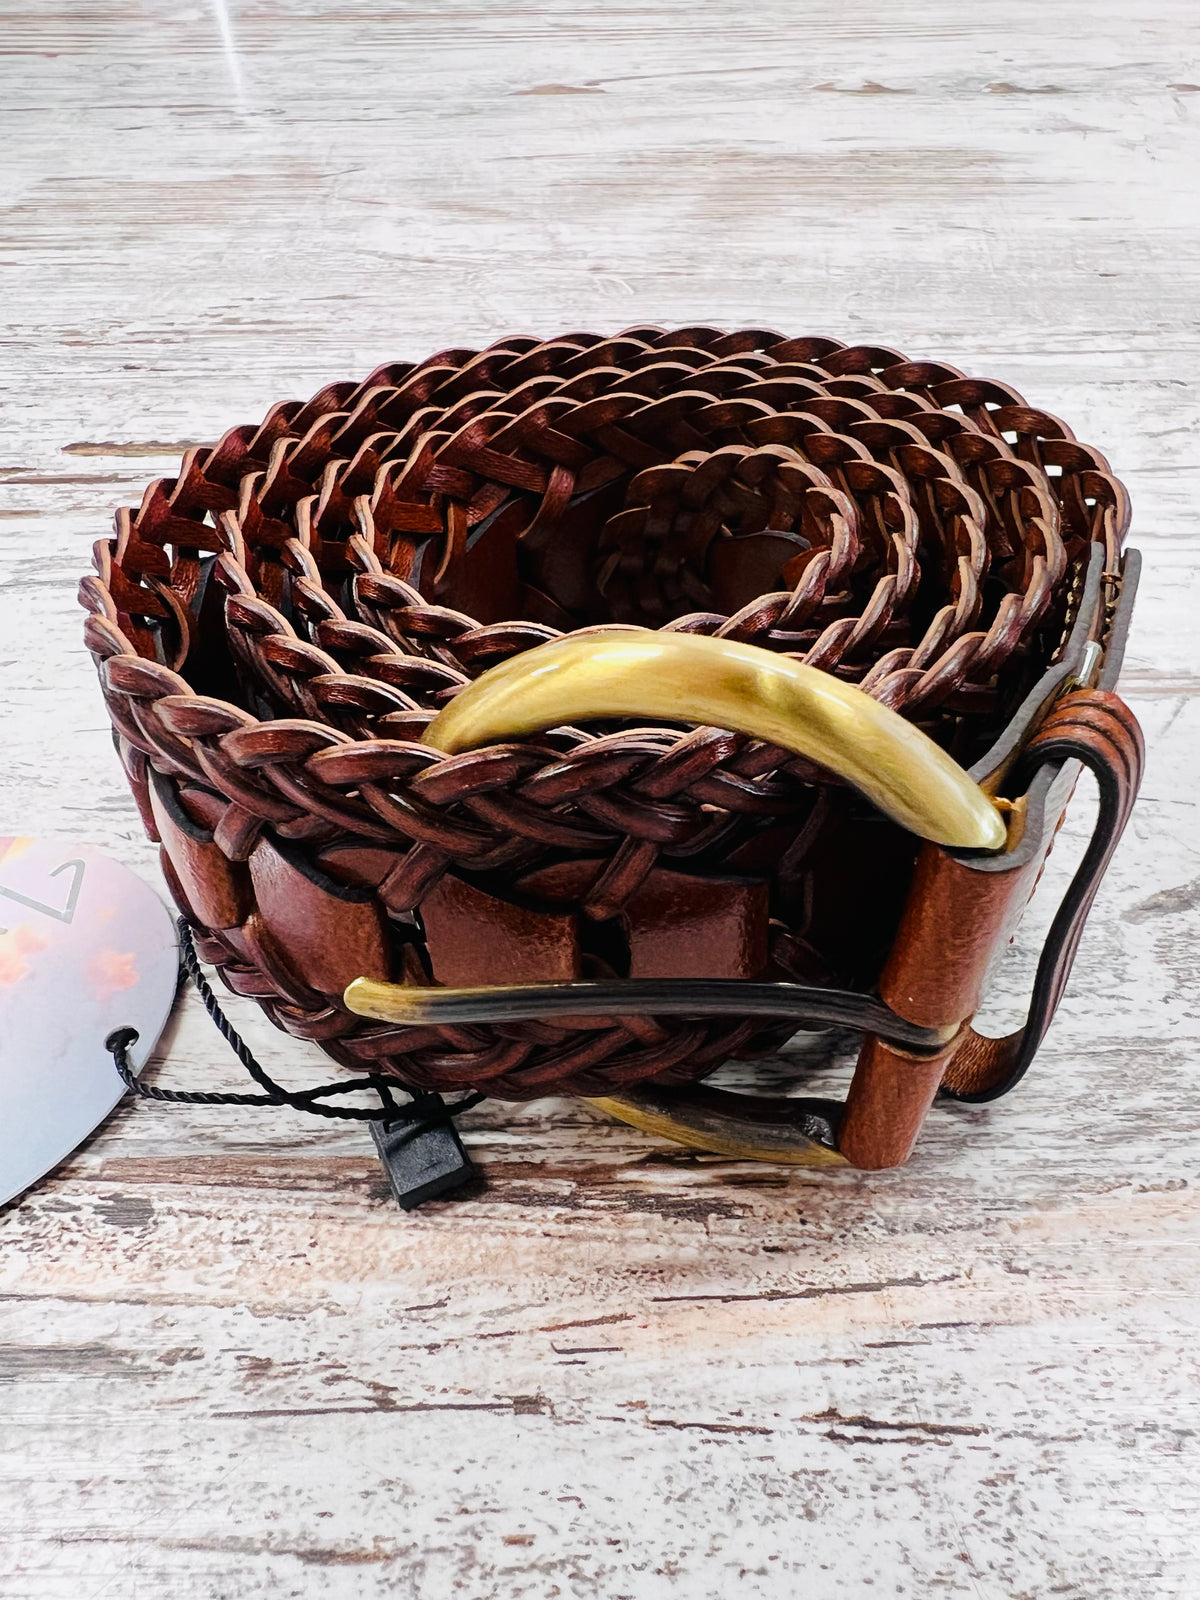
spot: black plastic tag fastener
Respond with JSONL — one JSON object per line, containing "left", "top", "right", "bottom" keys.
{"left": 370, "top": 1100, "right": 475, "bottom": 1211}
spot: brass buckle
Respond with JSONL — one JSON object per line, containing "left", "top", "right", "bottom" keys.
{"left": 424, "top": 631, "right": 1008, "bottom": 851}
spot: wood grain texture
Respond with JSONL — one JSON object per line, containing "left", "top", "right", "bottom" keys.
{"left": 1, "top": 2, "right": 1198, "bottom": 1595}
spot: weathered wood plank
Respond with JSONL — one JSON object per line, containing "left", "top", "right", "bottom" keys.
{"left": 2, "top": 2, "right": 1198, "bottom": 1595}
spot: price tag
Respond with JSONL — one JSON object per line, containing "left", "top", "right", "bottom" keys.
{"left": 0, "top": 837, "right": 178, "bottom": 1205}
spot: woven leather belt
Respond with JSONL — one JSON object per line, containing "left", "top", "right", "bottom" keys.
{"left": 80, "top": 328, "right": 1143, "bottom": 1171}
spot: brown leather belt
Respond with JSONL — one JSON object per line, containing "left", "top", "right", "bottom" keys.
{"left": 79, "top": 328, "right": 1143, "bottom": 1171}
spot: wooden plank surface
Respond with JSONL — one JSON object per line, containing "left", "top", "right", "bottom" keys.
{"left": 2, "top": 2, "right": 1198, "bottom": 1594}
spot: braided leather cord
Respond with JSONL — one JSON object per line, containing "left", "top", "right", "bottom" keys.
{"left": 78, "top": 329, "right": 1131, "bottom": 1099}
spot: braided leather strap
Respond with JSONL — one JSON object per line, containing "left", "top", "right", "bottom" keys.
{"left": 941, "top": 688, "right": 1145, "bottom": 1101}
{"left": 77, "top": 329, "right": 1134, "bottom": 1102}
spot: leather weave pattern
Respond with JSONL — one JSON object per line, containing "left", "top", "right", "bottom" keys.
{"left": 79, "top": 328, "right": 1131, "bottom": 1099}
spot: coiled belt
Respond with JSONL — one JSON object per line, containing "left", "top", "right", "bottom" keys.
{"left": 80, "top": 328, "right": 1143, "bottom": 1170}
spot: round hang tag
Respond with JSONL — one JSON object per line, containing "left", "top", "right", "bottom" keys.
{"left": 0, "top": 837, "right": 179, "bottom": 1206}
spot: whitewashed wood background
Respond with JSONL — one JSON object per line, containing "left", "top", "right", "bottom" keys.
{"left": 2, "top": 2, "right": 1198, "bottom": 1595}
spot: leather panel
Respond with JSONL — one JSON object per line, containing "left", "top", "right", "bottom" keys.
{"left": 149, "top": 768, "right": 251, "bottom": 931}
{"left": 624, "top": 869, "right": 769, "bottom": 980}
{"left": 248, "top": 835, "right": 391, "bottom": 995}
{"left": 420, "top": 872, "right": 581, "bottom": 987}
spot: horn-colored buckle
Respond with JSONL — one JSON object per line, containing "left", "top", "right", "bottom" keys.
{"left": 424, "top": 631, "right": 1008, "bottom": 851}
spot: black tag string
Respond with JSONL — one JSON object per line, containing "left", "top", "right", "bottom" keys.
{"left": 105, "top": 918, "right": 483, "bottom": 1206}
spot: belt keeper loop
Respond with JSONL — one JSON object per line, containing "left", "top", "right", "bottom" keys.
{"left": 837, "top": 838, "right": 1036, "bottom": 1170}
{"left": 838, "top": 1030, "right": 967, "bottom": 1171}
